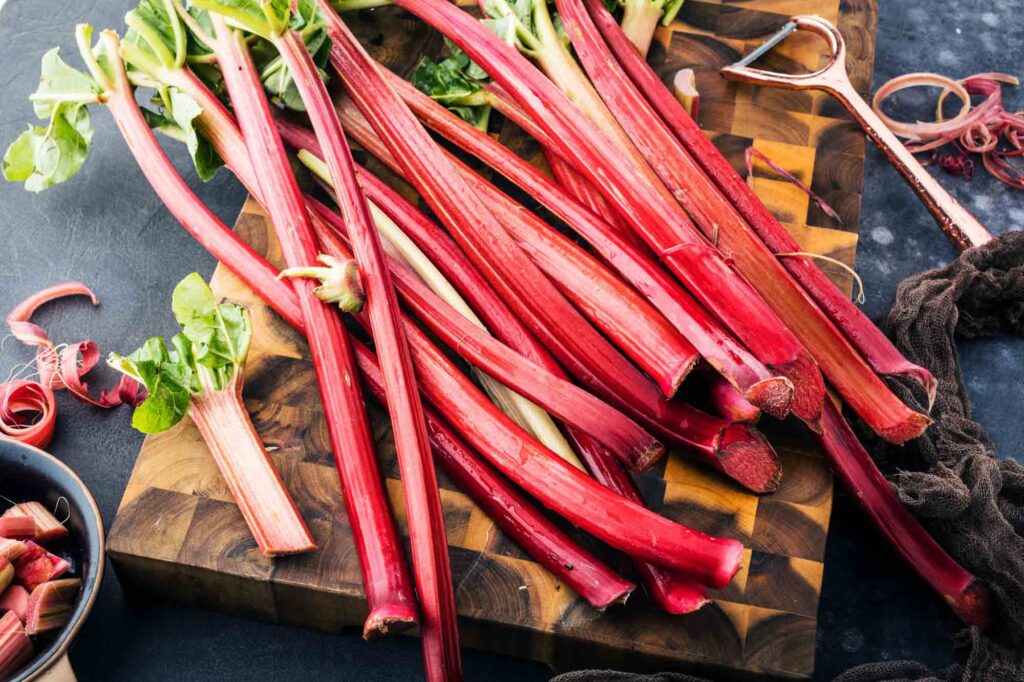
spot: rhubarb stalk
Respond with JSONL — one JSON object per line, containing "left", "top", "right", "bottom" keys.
{"left": 818, "top": 399, "right": 989, "bottom": 627}
{"left": 584, "top": 0, "right": 938, "bottom": 406}
{"left": 108, "top": 273, "right": 316, "bottom": 557}
{"left": 379, "top": 0, "right": 826, "bottom": 425}
{"left": 0, "top": 611, "right": 32, "bottom": 678}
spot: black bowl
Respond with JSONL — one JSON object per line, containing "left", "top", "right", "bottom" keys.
{"left": 0, "top": 440, "right": 103, "bottom": 681}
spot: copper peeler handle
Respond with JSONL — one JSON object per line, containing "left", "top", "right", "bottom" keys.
{"left": 721, "top": 15, "right": 992, "bottom": 252}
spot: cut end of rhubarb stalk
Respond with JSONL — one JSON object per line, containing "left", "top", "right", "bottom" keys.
{"left": 744, "top": 376, "right": 794, "bottom": 420}
{"left": 774, "top": 352, "right": 826, "bottom": 433}
{"left": 661, "top": 354, "right": 701, "bottom": 400}
{"left": 624, "top": 439, "right": 667, "bottom": 474}
{"left": 894, "top": 365, "right": 939, "bottom": 412}
{"left": 707, "top": 539, "right": 745, "bottom": 590}
{"left": 950, "top": 579, "right": 992, "bottom": 629}
{"left": 362, "top": 604, "right": 419, "bottom": 640}
{"left": 591, "top": 580, "right": 637, "bottom": 612}
{"left": 715, "top": 424, "right": 782, "bottom": 494}
{"left": 875, "top": 410, "right": 933, "bottom": 445}
{"left": 657, "top": 583, "right": 710, "bottom": 615}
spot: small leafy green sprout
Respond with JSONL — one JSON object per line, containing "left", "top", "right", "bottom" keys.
{"left": 280, "top": 255, "right": 365, "bottom": 313}
{"left": 107, "top": 273, "right": 253, "bottom": 433}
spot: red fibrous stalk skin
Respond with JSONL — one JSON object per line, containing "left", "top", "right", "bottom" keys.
{"left": 0, "top": 518, "right": 36, "bottom": 541}
{"left": 559, "top": 0, "right": 929, "bottom": 442}
{"left": 543, "top": 148, "right": 628, "bottom": 238}
{"left": 352, "top": 340, "right": 636, "bottom": 609}
{"left": 374, "top": 56, "right": 794, "bottom": 419}
{"left": 317, "top": 103, "right": 697, "bottom": 400}
{"left": 564, "top": 429, "right": 709, "bottom": 613}
{"left": 268, "top": 23, "right": 459, "bottom": 673}
{"left": 106, "top": 35, "right": 416, "bottom": 639}
{"left": 0, "top": 610, "right": 32, "bottom": 677}
{"left": 583, "top": 0, "right": 938, "bottom": 407}
{"left": 390, "top": 0, "right": 824, "bottom": 427}
{"left": 307, "top": 199, "right": 664, "bottom": 471}
{"left": 818, "top": 400, "right": 989, "bottom": 627}
{"left": 188, "top": 373, "right": 316, "bottom": 556}
{"left": 2, "top": 503, "right": 67, "bottom": 543}
{"left": 318, "top": 8, "right": 730, "bottom": 470}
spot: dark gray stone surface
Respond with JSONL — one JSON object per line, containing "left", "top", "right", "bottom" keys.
{"left": 0, "top": 0, "right": 1019, "bottom": 679}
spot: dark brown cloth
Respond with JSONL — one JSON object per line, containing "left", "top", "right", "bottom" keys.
{"left": 551, "top": 232, "right": 1024, "bottom": 682}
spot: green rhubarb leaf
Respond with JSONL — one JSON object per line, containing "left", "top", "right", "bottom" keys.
{"left": 661, "top": 0, "right": 685, "bottom": 26}
{"left": 108, "top": 336, "right": 196, "bottom": 433}
{"left": 144, "top": 88, "right": 224, "bottom": 180}
{"left": 412, "top": 40, "right": 492, "bottom": 130}
{"left": 171, "top": 272, "right": 252, "bottom": 388}
{"left": 2, "top": 48, "right": 99, "bottom": 192}
{"left": 190, "top": 0, "right": 291, "bottom": 40}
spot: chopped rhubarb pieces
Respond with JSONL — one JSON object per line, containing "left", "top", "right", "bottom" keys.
{"left": 0, "top": 586, "right": 29, "bottom": 624}
{"left": 2, "top": 502, "right": 67, "bottom": 542}
{"left": 0, "top": 610, "right": 32, "bottom": 677}
{"left": 0, "top": 540, "right": 26, "bottom": 563}
{"left": 0, "top": 518, "right": 35, "bottom": 541}
{"left": 13, "top": 542, "right": 67, "bottom": 591}
{"left": 24, "top": 578, "right": 81, "bottom": 636}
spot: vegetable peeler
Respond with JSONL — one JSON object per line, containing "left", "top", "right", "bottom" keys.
{"left": 721, "top": 15, "right": 993, "bottom": 251}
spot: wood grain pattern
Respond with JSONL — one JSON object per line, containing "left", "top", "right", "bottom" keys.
{"left": 107, "top": 0, "right": 878, "bottom": 678}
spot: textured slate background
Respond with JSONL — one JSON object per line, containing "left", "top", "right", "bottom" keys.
{"left": 0, "top": 0, "right": 1021, "bottom": 679}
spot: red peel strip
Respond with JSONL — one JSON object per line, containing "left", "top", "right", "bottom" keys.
{"left": 6, "top": 284, "right": 145, "bottom": 409}
{"left": 745, "top": 147, "right": 843, "bottom": 224}
{"left": 0, "top": 381, "right": 57, "bottom": 448}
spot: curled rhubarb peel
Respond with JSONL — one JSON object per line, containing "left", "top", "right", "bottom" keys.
{"left": 0, "top": 381, "right": 57, "bottom": 448}
{"left": 6, "top": 284, "right": 144, "bottom": 409}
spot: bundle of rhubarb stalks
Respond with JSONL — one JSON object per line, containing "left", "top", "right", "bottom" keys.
{"left": 1, "top": 0, "right": 992, "bottom": 678}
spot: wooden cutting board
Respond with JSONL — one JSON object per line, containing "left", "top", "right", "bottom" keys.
{"left": 108, "top": 0, "right": 878, "bottom": 678}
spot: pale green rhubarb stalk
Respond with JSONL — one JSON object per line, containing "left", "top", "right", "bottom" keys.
{"left": 194, "top": 5, "right": 459, "bottom": 675}
{"left": 299, "top": 153, "right": 585, "bottom": 470}
{"left": 613, "top": 0, "right": 684, "bottom": 57}
{"left": 107, "top": 273, "right": 315, "bottom": 557}
{"left": 356, "top": 0, "right": 827, "bottom": 427}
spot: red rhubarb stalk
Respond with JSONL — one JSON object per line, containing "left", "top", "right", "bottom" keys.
{"left": 24, "top": 578, "right": 81, "bottom": 635}
{"left": 543, "top": 149, "right": 628, "bottom": 237}
{"left": 96, "top": 28, "right": 416, "bottom": 637}
{"left": 692, "top": 371, "right": 762, "bottom": 424}
{"left": 372, "top": 3, "right": 823, "bottom": 421}
{"left": 0, "top": 518, "right": 36, "bottom": 542}
{"left": 818, "top": 400, "right": 989, "bottom": 627}
{"left": 558, "top": 0, "right": 928, "bottom": 443}
{"left": 584, "top": 0, "right": 938, "bottom": 405}
{"left": 201, "top": 10, "right": 457, "bottom": 670}
{"left": 353, "top": 339, "right": 636, "bottom": 609}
